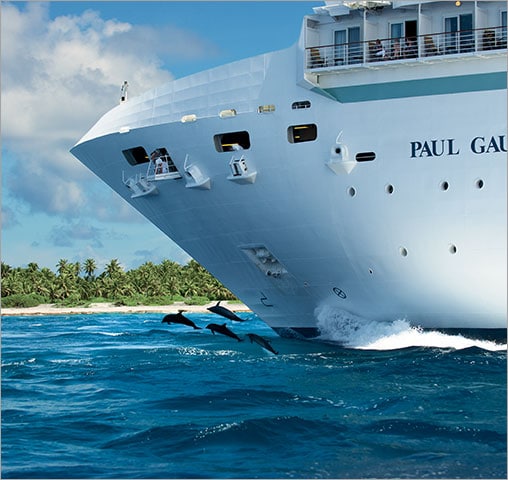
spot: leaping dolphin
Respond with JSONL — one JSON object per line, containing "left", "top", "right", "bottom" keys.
{"left": 207, "top": 301, "right": 245, "bottom": 322}
{"left": 162, "top": 310, "right": 201, "bottom": 330}
{"left": 247, "top": 333, "right": 279, "bottom": 355}
{"left": 206, "top": 323, "right": 242, "bottom": 342}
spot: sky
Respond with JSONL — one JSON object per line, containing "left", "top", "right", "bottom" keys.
{"left": 1, "top": 0, "right": 322, "bottom": 273}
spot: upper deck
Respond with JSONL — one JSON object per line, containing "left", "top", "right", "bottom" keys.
{"left": 303, "top": 1, "right": 506, "bottom": 81}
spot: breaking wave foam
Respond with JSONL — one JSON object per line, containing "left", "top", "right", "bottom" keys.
{"left": 315, "top": 305, "right": 506, "bottom": 352}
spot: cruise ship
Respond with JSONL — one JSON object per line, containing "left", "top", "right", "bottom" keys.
{"left": 71, "top": 1, "right": 507, "bottom": 338}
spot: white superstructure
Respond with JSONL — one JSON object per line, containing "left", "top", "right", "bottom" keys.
{"left": 72, "top": 1, "right": 507, "bottom": 338}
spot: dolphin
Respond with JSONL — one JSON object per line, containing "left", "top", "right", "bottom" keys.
{"left": 207, "top": 301, "right": 245, "bottom": 322}
{"left": 162, "top": 310, "right": 201, "bottom": 330}
{"left": 246, "top": 333, "right": 279, "bottom": 355}
{"left": 206, "top": 323, "right": 242, "bottom": 342}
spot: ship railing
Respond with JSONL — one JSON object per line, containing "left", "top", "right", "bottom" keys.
{"left": 306, "top": 25, "right": 506, "bottom": 70}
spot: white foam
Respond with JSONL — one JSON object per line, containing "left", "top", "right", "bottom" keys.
{"left": 315, "top": 305, "right": 506, "bottom": 352}
{"left": 96, "top": 331, "right": 124, "bottom": 337}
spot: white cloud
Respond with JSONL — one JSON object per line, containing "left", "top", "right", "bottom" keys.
{"left": 1, "top": 2, "right": 211, "bottom": 269}
{"left": 1, "top": 4, "right": 172, "bottom": 145}
{"left": 1, "top": 2, "right": 211, "bottom": 222}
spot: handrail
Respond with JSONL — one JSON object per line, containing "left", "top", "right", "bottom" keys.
{"left": 306, "top": 25, "right": 507, "bottom": 70}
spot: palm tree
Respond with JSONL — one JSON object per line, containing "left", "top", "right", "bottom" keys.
{"left": 56, "top": 259, "right": 70, "bottom": 277}
{"left": 105, "top": 259, "right": 123, "bottom": 278}
{"left": 54, "top": 259, "right": 79, "bottom": 300}
{"left": 27, "top": 262, "right": 39, "bottom": 273}
{"left": 158, "top": 259, "right": 180, "bottom": 296}
{"left": 1, "top": 262, "right": 12, "bottom": 277}
{"left": 84, "top": 258, "right": 97, "bottom": 281}
{"left": 129, "top": 261, "right": 161, "bottom": 296}
{"left": 73, "top": 262, "right": 81, "bottom": 278}
{"left": 2, "top": 256, "right": 237, "bottom": 304}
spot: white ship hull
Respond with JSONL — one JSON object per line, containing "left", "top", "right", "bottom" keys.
{"left": 72, "top": 1, "right": 507, "bottom": 337}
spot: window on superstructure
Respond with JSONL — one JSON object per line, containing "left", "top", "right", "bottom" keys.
{"left": 390, "top": 23, "right": 404, "bottom": 59}
{"left": 334, "top": 27, "right": 362, "bottom": 66}
{"left": 501, "top": 11, "right": 507, "bottom": 47}
{"left": 292, "top": 101, "right": 311, "bottom": 110}
{"left": 444, "top": 14, "right": 473, "bottom": 54}
{"left": 122, "top": 146, "right": 149, "bottom": 165}
{"left": 390, "top": 23, "right": 403, "bottom": 40}
{"left": 214, "top": 131, "right": 251, "bottom": 152}
{"left": 287, "top": 124, "right": 317, "bottom": 144}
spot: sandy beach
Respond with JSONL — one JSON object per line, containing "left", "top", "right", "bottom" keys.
{"left": 1, "top": 301, "right": 251, "bottom": 317}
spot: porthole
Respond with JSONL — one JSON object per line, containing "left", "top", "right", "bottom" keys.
{"left": 449, "top": 244, "right": 457, "bottom": 254}
{"left": 385, "top": 184, "right": 394, "bottom": 194}
{"left": 348, "top": 187, "right": 356, "bottom": 197}
{"left": 475, "top": 179, "right": 484, "bottom": 189}
{"left": 368, "top": 268, "right": 374, "bottom": 275}
{"left": 440, "top": 181, "right": 449, "bottom": 191}
{"left": 399, "top": 246, "right": 408, "bottom": 257}
{"left": 355, "top": 151, "right": 376, "bottom": 162}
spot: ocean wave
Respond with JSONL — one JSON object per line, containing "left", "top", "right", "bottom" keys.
{"left": 3, "top": 312, "right": 506, "bottom": 479}
{"left": 315, "top": 305, "right": 507, "bottom": 351}
{"left": 192, "top": 416, "right": 349, "bottom": 449}
{"left": 148, "top": 388, "right": 299, "bottom": 410}
{"left": 101, "top": 423, "right": 199, "bottom": 452}
{"left": 365, "top": 418, "right": 506, "bottom": 447}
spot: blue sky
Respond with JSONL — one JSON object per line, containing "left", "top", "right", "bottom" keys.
{"left": 1, "top": 1, "right": 321, "bottom": 273}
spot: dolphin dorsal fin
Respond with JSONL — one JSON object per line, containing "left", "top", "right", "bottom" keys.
{"left": 216, "top": 301, "right": 221, "bottom": 306}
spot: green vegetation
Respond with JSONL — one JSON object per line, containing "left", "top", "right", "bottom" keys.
{"left": 1, "top": 259, "right": 237, "bottom": 308}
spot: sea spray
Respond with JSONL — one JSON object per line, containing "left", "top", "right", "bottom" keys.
{"left": 315, "top": 305, "right": 507, "bottom": 351}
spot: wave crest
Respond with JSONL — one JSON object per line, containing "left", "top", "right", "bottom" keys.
{"left": 315, "top": 305, "right": 506, "bottom": 351}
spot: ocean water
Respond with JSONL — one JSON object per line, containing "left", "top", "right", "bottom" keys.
{"left": 1, "top": 311, "right": 506, "bottom": 479}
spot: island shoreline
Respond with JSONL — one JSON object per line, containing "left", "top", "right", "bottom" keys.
{"left": 1, "top": 301, "right": 251, "bottom": 317}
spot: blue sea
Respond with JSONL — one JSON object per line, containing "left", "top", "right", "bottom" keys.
{"left": 2, "top": 311, "right": 506, "bottom": 479}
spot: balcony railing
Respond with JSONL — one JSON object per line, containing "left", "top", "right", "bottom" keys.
{"left": 306, "top": 26, "right": 507, "bottom": 70}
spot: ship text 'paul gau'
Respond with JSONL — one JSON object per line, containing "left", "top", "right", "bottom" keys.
{"left": 410, "top": 135, "right": 506, "bottom": 158}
